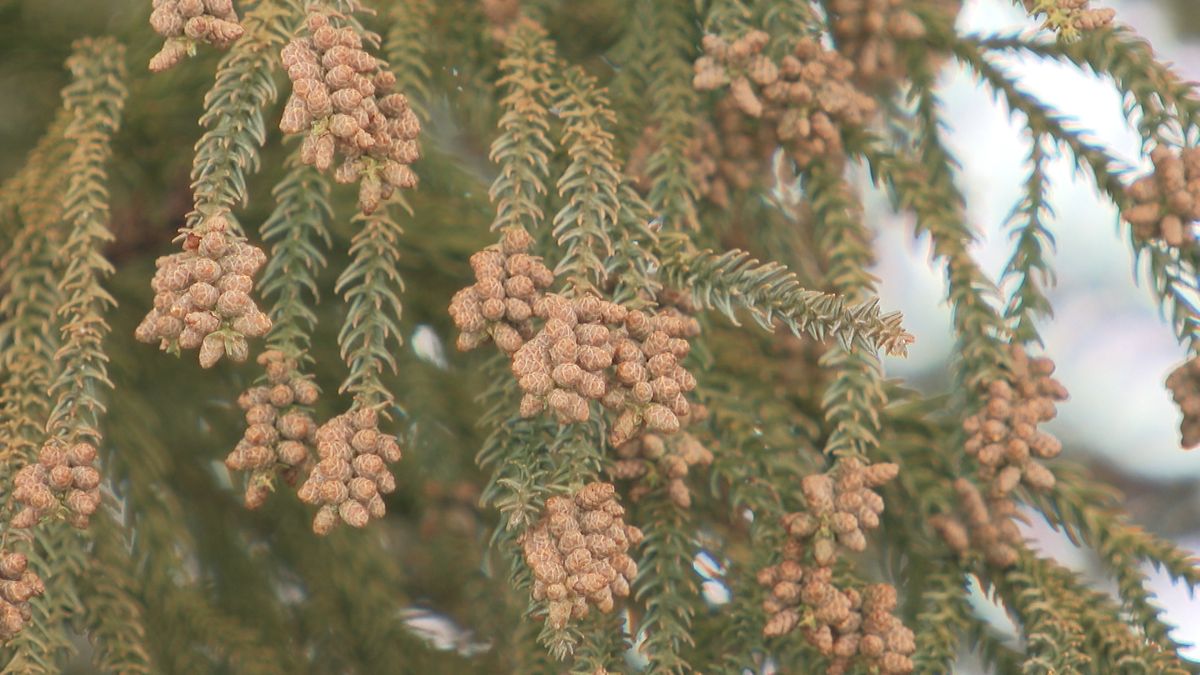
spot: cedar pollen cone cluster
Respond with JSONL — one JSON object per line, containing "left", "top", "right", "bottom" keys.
{"left": 825, "top": 0, "right": 928, "bottom": 87}
{"left": 450, "top": 227, "right": 703, "bottom": 445}
{"left": 694, "top": 32, "right": 876, "bottom": 170}
{"left": 626, "top": 101, "right": 774, "bottom": 211}
{"left": 11, "top": 439, "right": 101, "bottom": 529}
{"left": 521, "top": 483, "right": 642, "bottom": 630}
{"left": 931, "top": 345, "right": 1068, "bottom": 567}
{"left": 449, "top": 227, "right": 554, "bottom": 355}
{"left": 758, "top": 459, "right": 914, "bottom": 674}
{"left": 135, "top": 212, "right": 271, "bottom": 368}
{"left": 1123, "top": 146, "right": 1200, "bottom": 247}
{"left": 1167, "top": 356, "right": 1200, "bottom": 448}
{"left": 297, "top": 407, "right": 403, "bottom": 535}
{"left": 1023, "top": 0, "right": 1115, "bottom": 33}
{"left": 280, "top": 11, "right": 421, "bottom": 214}
{"left": 0, "top": 553, "right": 44, "bottom": 642}
{"left": 611, "top": 406, "right": 713, "bottom": 509}
{"left": 225, "top": 350, "right": 320, "bottom": 508}
{"left": 148, "top": 0, "right": 243, "bottom": 72}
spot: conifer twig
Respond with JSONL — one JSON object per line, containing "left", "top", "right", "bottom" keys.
{"left": 259, "top": 152, "right": 333, "bottom": 360}
{"left": 488, "top": 20, "right": 556, "bottom": 234}
{"left": 335, "top": 202, "right": 408, "bottom": 410}
{"left": 44, "top": 37, "right": 127, "bottom": 449}
{"left": 658, "top": 245, "right": 912, "bottom": 356}
{"left": 186, "top": 0, "right": 300, "bottom": 236}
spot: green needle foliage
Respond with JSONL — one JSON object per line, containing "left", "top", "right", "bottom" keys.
{"left": 0, "top": 0, "right": 1198, "bottom": 673}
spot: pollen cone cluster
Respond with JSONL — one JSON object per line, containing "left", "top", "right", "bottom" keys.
{"left": 11, "top": 440, "right": 101, "bottom": 529}
{"left": 930, "top": 477, "right": 1024, "bottom": 568}
{"left": 1166, "top": 356, "right": 1200, "bottom": 448}
{"left": 449, "top": 227, "right": 554, "bottom": 354}
{"left": 826, "top": 0, "right": 928, "bottom": 87}
{"left": 780, "top": 459, "right": 898, "bottom": 566}
{"left": 758, "top": 459, "right": 911, "bottom": 672}
{"left": 0, "top": 553, "right": 44, "bottom": 641}
{"left": 694, "top": 32, "right": 876, "bottom": 169}
{"left": 226, "top": 350, "right": 320, "bottom": 508}
{"left": 1123, "top": 146, "right": 1200, "bottom": 247}
{"left": 297, "top": 408, "right": 402, "bottom": 534}
{"left": 512, "top": 293, "right": 630, "bottom": 424}
{"left": 757, "top": 569, "right": 914, "bottom": 674}
{"left": 611, "top": 406, "right": 713, "bottom": 509}
{"left": 1023, "top": 0, "right": 1115, "bottom": 33}
{"left": 521, "top": 483, "right": 642, "bottom": 630}
{"left": 135, "top": 213, "right": 270, "bottom": 368}
{"left": 626, "top": 104, "right": 772, "bottom": 210}
{"left": 280, "top": 11, "right": 421, "bottom": 214}
{"left": 149, "top": 0, "right": 243, "bottom": 72}
{"left": 962, "top": 345, "right": 1067, "bottom": 495}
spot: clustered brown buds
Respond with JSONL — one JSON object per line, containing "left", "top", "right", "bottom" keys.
{"left": 0, "top": 552, "right": 44, "bottom": 641}
{"left": 694, "top": 32, "right": 876, "bottom": 170}
{"left": 297, "top": 407, "right": 402, "bottom": 534}
{"left": 758, "top": 459, "right": 912, "bottom": 671}
{"left": 826, "top": 0, "right": 928, "bottom": 87}
{"left": 1166, "top": 356, "right": 1200, "bottom": 448}
{"left": 611, "top": 406, "right": 713, "bottom": 509}
{"left": 11, "top": 439, "right": 101, "bottom": 529}
{"left": 626, "top": 105, "right": 772, "bottom": 210}
{"left": 449, "top": 231, "right": 702, "bottom": 443}
{"left": 280, "top": 11, "right": 421, "bottom": 214}
{"left": 757, "top": 568, "right": 914, "bottom": 674}
{"left": 225, "top": 350, "right": 320, "bottom": 508}
{"left": 932, "top": 345, "right": 1068, "bottom": 567}
{"left": 781, "top": 459, "right": 898, "bottom": 566}
{"left": 931, "top": 477, "right": 1023, "bottom": 568}
{"left": 1123, "top": 146, "right": 1200, "bottom": 247}
{"left": 448, "top": 227, "right": 553, "bottom": 354}
{"left": 1023, "top": 0, "right": 1116, "bottom": 33}
{"left": 135, "top": 213, "right": 271, "bottom": 367}
{"left": 963, "top": 345, "right": 1067, "bottom": 495}
{"left": 520, "top": 483, "right": 642, "bottom": 630}
{"left": 148, "top": 0, "right": 244, "bottom": 72}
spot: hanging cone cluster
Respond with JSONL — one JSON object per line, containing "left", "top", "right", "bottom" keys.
{"left": 934, "top": 346, "right": 1066, "bottom": 567}
{"left": 779, "top": 459, "right": 897, "bottom": 566}
{"left": 1022, "top": 0, "right": 1115, "bottom": 33}
{"left": 280, "top": 10, "right": 421, "bottom": 214}
{"left": 825, "top": 0, "right": 928, "bottom": 87}
{"left": 520, "top": 483, "right": 642, "bottom": 630}
{"left": 135, "top": 213, "right": 271, "bottom": 368}
{"left": 611, "top": 406, "right": 713, "bottom": 508}
{"left": 148, "top": 0, "right": 244, "bottom": 72}
{"left": 449, "top": 230, "right": 702, "bottom": 443}
{"left": 1123, "top": 146, "right": 1200, "bottom": 247}
{"left": 930, "top": 477, "right": 1024, "bottom": 568}
{"left": 758, "top": 459, "right": 912, "bottom": 673}
{"left": 1166, "top": 356, "right": 1200, "bottom": 448}
{"left": 626, "top": 102, "right": 772, "bottom": 210}
{"left": 11, "top": 439, "right": 101, "bottom": 529}
{"left": 693, "top": 32, "right": 876, "bottom": 170}
{"left": 963, "top": 345, "right": 1067, "bottom": 495}
{"left": 757, "top": 563, "right": 915, "bottom": 674}
{"left": 512, "top": 294, "right": 631, "bottom": 424}
{"left": 226, "top": 350, "right": 320, "bottom": 508}
{"left": 449, "top": 227, "right": 554, "bottom": 354}
{"left": 297, "top": 408, "right": 402, "bottom": 535}
{"left": 0, "top": 553, "right": 44, "bottom": 642}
